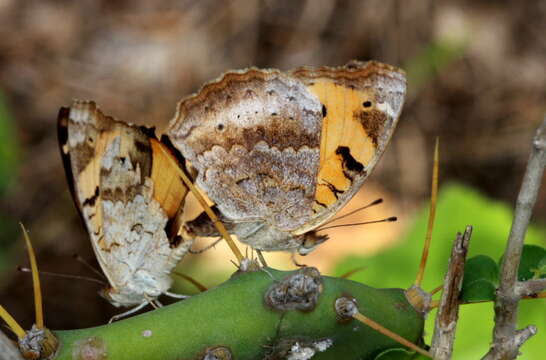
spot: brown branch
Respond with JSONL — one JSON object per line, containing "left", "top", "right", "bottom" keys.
{"left": 430, "top": 226, "right": 472, "bottom": 360}
{"left": 515, "top": 279, "right": 546, "bottom": 297}
{"left": 430, "top": 291, "right": 546, "bottom": 310}
{"left": 483, "top": 117, "right": 546, "bottom": 360}
{"left": 514, "top": 326, "right": 538, "bottom": 349}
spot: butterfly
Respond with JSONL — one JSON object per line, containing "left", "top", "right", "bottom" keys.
{"left": 58, "top": 100, "right": 193, "bottom": 319}
{"left": 165, "top": 60, "right": 406, "bottom": 255}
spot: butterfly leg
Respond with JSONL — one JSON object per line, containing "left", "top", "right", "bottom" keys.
{"left": 108, "top": 301, "right": 149, "bottom": 323}
{"left": 188, "top": 237, "right": 223, "bottom": 254}
{"left": 290, "top": 252, "right": 307, "bottom": 268}
{"left": 256, "top": 250, "right": 268, "bottom": 267}
{"left": 164, "top": 291, "right": 190, "bottom": 300}
{"left": 259, "top": 266, "right": 276, "bottom": 281}
{"left": 185, "top": 206, "right": 233, "bottom": 237}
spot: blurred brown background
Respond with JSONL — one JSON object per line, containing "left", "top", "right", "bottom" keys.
{"left": 0, "top": 0, "right": 544, "bottom": 331}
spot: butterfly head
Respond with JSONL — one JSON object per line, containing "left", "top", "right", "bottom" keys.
{"left": 99, "top": 287, "right": 124, "bottom": 307}
{"left": 99, "top": 287, "right": 142, "bottom": 308}
{"left": 297, "top": 232, "right": 329, "bottom": 256}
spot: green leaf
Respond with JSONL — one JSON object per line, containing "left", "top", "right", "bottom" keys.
{"left": 461, "top": 279, "right": 497, "bottom": 302}
{"left": 498, "top": 244, "right": 546, "bottom": 281}
{"left": 517, "top": 244, "right": 546, "bottom": 280}
{"left": 534, "top": 257, "right": 546, "bottom": 279}
{"left": 461, "top": 255, "right": 499, "bottom": 302}
{"left": 465, "top": 255, "right": 499, "bottom": 285}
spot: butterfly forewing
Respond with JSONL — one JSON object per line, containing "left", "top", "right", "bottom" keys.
{"left": 58, "top": 100, "right": 192, "bottom": 307}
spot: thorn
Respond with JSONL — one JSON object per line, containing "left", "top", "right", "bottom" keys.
{"left": 430, "top": 284, "right": 443, "bottom": 295}
{"left": 339, "top": 266, "right": 367, "bottom": 279}
{"left": 172, "top": 271, "right": 208, "bottom": 292}
{"left": 0, "top": 304, "right": 25, "bottom": 339}
{"left": 353, "top": 311, "right": 432, "bottom": 358}
{"left": 414, "top": 137, "right": 440, "bottom": 287}
{"left": 20, "top": 223, "right": 44, "bottom": 329}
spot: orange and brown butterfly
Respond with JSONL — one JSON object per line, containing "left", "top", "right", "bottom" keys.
{"left": 58, "top": 100, "right": 193, "bottom": 318}
{"left": 165, "top": 60, "right": 406, "bottom": 255}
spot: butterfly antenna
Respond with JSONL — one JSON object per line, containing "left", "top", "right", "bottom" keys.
{"left": 317, "top": 217, "right": 397, "bottom": 232}
{"left": 73, "top": 254, "right": 107, "bottom": 280}
{"left": 155, "top": 141, "right": 244, "bottom": 263}
{"left": 18, "top": 266, "right": 106, "bottom": 286}
{"left": 414, "top": 138, "right": 440, "bottom": 287}
{"left": 20, "top": 223, "right": 44, "bottom": 329}
{"left": 316, "top": 198, "right": 383, "bottom": 230}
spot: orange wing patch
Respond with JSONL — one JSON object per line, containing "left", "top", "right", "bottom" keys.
{"left": 306, "top": 79, "right": 378, "bottom": 210}
{"left": 149, "top": 138, "right": 190, "bottom": 243}
{"left": 149, "top": 138, "right": 189, "bottom": 219}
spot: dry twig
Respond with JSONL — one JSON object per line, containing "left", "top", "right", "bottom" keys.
{"left": 431, "top": 226, "right": 472, "bottom": 360}
{"left": 483, "top": 117, "right": 546, "bottom": 359}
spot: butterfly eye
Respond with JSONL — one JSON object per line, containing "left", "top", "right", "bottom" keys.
{"left": 362, "top": 101, "right": 372, "bottom": 108}
{"left": 321, "top": 104, "right": 327, "bottom": 117}
{"left": 216, "top": 123, "right": 225, "bottom": 131}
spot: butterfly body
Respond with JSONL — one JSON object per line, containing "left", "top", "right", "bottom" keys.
{"left": 167, "top": 61, "right": 406, "bottom": 254}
